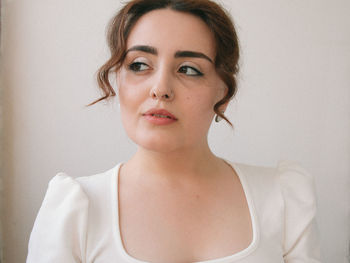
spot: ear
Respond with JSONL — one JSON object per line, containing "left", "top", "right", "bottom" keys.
{"left": 217, "top": 81, "right": 230, "bottom": 113}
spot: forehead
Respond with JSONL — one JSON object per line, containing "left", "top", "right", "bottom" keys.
{"left": 126, "top": 9, "right": 216, "bottom": 59}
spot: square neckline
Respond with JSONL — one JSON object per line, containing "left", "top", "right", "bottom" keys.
{"left": 110, "top": 160, "right": 260, "bottom": 263}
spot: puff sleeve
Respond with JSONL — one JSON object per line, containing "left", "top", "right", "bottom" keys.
{"left": 278, "top": 160, "right": 321, "bottom": 262}
{"left": 27, "top": 173, "right": 89, "bottom": 263}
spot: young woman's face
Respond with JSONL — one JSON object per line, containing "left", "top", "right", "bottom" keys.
{"left": 117, "top": 9, "right": 227, "bottom": 153}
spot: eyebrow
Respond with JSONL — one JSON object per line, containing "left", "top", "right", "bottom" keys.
{"left": 175, "top": 50, "right": 213, "bottom": 63}
{"left": 126, "top": 45, "right": 213, "bottom": 63}
{"left": 126, "top": 45, "right": 157, "bottom": 55}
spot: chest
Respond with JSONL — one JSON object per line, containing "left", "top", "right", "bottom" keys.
{"left": 117, "top": 174, "right": 253, "bottom": 263}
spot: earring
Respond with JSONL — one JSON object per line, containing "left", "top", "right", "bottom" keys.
{"left": 215, "top": 111, "right": 224, "bottom": 122}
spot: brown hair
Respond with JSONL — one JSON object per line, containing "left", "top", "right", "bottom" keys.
{"left": 88, "top": 0, "right": 240, "bottom": 126}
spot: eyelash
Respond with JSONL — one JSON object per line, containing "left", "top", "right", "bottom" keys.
{"left": 128, "top": 62, "right": 149, "bottom": 72}
{"left": 178, "top": 65, "right": 204, "bottom": 77}
{"left": 127, "top": 62, "right": 204, "bottom": 77}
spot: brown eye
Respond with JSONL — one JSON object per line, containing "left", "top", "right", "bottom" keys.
{"left": 178, "top": 66, "right": 203, "bottom": 76}
{"left": 128, "top": 62, "right": 149, "bottom": 72}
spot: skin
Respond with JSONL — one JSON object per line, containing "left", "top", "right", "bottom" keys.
{"left": 117, "top": 8, "right": 228, "bottom": 183}
{"left": 116, "top": 9, "right": 252, "bottom": 262}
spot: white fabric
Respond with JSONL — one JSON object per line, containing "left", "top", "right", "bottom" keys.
{"left": 27, "top": 160, "right": 321, "bottom": 263}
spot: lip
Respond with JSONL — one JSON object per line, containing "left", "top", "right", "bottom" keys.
{"left": 143, "top": 108, "right": 178, "bottom": 120}
{"left": 142, "top": 108, "right": 178, "bottom": 125}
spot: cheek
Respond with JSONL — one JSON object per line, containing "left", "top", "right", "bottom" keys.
{"left": 117, "top": 81, "right": 143, "bottom": 133}
{"left": 117, "top": 70, "right": 146, "bottom": 113}
{"left": 183, "top": 90, "right": 217, "bottom": 126}
{"left": 188, "top": 95, "right": 213, "bottom": 112}
{"left": 118, "top": 85, "right": 146, "bottom": 144}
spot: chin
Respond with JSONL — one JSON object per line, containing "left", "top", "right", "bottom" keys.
{"left": 132, "top": 132, "right": 184, "bottom": 154}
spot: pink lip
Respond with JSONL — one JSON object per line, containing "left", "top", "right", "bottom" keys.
{"left": 142, "top": 108, "right": 178, "bottom": 125}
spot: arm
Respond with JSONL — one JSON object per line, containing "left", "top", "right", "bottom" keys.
{"left": 27, "top": 174, "right": 89, "bottom": 263}
{"left": 278, "top": 160, "right": 322, "bottom": 262}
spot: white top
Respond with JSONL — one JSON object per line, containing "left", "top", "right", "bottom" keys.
{"left": 27, "top": 160, "right": 321, "bottom": 263}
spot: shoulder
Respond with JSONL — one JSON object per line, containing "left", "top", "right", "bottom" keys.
{"left": 27, "top": 164, "right": 122, "bottom": 262}
{"left": 39, "top": 172, "right": 89, "bottom": 211}
{"left": 230, "top": 161, "right": 279, "bottom": 197}
{"left": 50, "top": 163, "right": 121, "bottom": 200}
{"left": 275, "top": 160, "right": 318, "bottom": 227}
{"left": 231, "top": 160, "right": 321, "bottom": 260}
{"left": 74, "top": 164, "right": 121, "bottom": 196}
{"left": 36, "top": 162, "right": 121, "bottom": 218}
{"left": 27, "top": 173, "right": 90, "bottom": 262}
{"left": 230, "top": 159, "right": 318, "bottom": 222}
{"left": 275, "top": 162, "right": 321, "bottom": 260}
{"left": 232, "top": 160, "right": 316, "bottom": 198}
{"left": 276, "top": 160, "right": 316, "bottom": 206}
{"left": 42, "top": 164, "right": 117, "bottom": 203}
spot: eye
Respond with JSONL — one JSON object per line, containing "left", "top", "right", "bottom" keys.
{"left": 178, "top": 66, "right": 203, "bottom": 76}
{"left": 128, "top": 62, "right": 150, "bottom": 72}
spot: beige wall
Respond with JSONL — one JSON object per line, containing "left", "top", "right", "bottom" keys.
{"left": 1, "top": 0, "right": 349, "bottom": 262}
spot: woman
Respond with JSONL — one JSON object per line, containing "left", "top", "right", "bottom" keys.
{"left": 27, "top": 0, "right": 321, "bottom": 262}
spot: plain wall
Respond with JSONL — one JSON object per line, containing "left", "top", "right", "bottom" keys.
{"left": 1, "top": 0, "right": 349, "bottom": 262}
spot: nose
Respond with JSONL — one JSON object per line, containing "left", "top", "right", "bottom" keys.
{"left": 149, "top": 70, "right": 175, "bottom": 101}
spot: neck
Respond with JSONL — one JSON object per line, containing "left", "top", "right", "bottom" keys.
{"left": 124, "top": 142, "right": 223, "bottom": 184}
